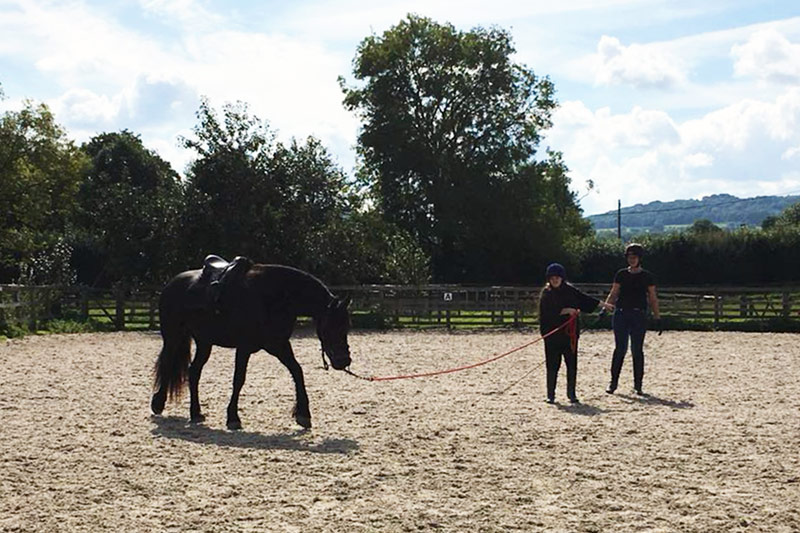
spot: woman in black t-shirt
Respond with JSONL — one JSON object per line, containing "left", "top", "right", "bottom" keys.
{"left": 539, "top": 263, "right": 613, "bottom": 404}
{"left": 603, "top": 243, "right": 661, "bottom": 395}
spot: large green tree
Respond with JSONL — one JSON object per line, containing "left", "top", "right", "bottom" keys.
{"left": 77, "top": 130, "right": 183, "bottom": 286}
{"left": 0, "top": 99, "right": 87, "bottom": 283}
{"left": 181, "top": 98, "right": 430, "bottom": 284}
{"left": 180, "top": 100, "right": 358, "bottom": 279}
{"left": 342, "top": 15, "right": 587, "bottom": 283}
{"left": 180, "top": 99, "right": 279, "bottom": 263}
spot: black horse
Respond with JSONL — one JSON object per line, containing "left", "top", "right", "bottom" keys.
{"left": 150, "top": 259, "right": 352, "bottom": 430}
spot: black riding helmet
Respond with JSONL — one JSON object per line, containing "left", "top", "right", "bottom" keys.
{"left": 625, "top": 243, "right": 644, "bottom": 258}
{"left": 545, "top": 263, "right": 567, "bottom": 279}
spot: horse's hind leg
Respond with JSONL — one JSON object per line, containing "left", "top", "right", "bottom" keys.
{"left": 188, "top": 342, "right": 212, "bottom": 423}
{"left": 270, "top": 340, "right": 311, "bottom": 429}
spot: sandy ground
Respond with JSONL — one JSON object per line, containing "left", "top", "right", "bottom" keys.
{"left": 0, "top": 328, "right": 798, "bottom": 532}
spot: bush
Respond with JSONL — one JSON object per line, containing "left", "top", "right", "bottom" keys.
{"left": 42, "top": 318, "right": 99, "bottom": 334}
{"left": 0, "top": 322, "right": 28, "bottom": 338}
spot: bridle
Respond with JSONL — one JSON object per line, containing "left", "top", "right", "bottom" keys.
{"left": 318, "top": 329, "right": 350, "bottom": 371}
{"left": 317, "top": 299, "right": 351, "bottom": 371}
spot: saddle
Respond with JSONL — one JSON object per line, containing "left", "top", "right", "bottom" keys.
{"left": 195, "top": 254, "right": 254, "bottom": 311}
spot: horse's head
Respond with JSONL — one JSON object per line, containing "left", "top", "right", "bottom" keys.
{"left": 316, "top": 295, "right": 352, "bottom": 370}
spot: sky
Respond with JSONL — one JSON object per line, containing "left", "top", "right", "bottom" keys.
{"left": 1, "top": 0, "right": 799, "bottom": 216}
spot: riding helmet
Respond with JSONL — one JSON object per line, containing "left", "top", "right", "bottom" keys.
{"left": 545, "top": 263, "right": 567, "bottom": 279}
{"left": 625, "top": 243, "right": 644, "bottom": 258}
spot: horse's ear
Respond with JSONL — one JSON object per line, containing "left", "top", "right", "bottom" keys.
{"left": 343, "top": 295, "right": 352, "bottom": 309}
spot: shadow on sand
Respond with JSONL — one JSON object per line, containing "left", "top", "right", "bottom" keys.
{"left": 555, "top": 401, "right": 607, "bottom": 416}
{"left": 616, "top": 392, "right": 695, "bottom": 409}
{"left": 150, "top": 415, "right": 359, "bottom": 454}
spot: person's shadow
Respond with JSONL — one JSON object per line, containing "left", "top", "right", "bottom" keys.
{"left": 150, "top": 415, "right": 360, "bottom": 454}
{"left": 617, "top": 393, "right": 694, "bottom": 409}
{"left": 555, "top": 401, "right": 607, "bottom": 416}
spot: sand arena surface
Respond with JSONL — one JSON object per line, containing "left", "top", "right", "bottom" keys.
{"left": 0, "top": 329, "right": 798, "bottom": 532}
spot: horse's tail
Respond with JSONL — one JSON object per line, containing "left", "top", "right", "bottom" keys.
{"left": 151, "top": 281, "right": 192, "bottom": 412}
{"left": 153, "top": 331, "right": 191, "bottom": 402}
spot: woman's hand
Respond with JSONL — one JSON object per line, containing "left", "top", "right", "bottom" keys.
{"left": 560, "top": 307, "right": 578, "bottom": 316}
{"left": 601, "top": 302, "right": 615, "bottom": 312}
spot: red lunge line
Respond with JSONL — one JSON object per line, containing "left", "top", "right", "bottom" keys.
{"left": 350, "top": 312, "right": 579, "bottom": 382}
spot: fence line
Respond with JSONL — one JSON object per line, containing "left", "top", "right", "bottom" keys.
{"left": 2, "top": 283, "right": 800, "bottom": 332}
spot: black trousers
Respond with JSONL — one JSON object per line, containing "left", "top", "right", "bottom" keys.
{"left": 544, "top": 338, "right": 577, "bottom": 400}
{"left": 610, "top": 309, "right": 647, "bottom": 390}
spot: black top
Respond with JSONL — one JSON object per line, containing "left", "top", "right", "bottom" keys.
{"left": 538, "top": 282, "right": 601, "bottom": 341}
{"left": 613, "top": 268, "right": 656, "bottom": 310}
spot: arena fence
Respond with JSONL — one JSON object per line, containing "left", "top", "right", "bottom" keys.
{"left": 3, "top": 283, "right": 800, "bottom": 333}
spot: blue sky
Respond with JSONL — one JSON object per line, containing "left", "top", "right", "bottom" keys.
{"left": 2, "top": 0, "right": 799, "bottom": 215}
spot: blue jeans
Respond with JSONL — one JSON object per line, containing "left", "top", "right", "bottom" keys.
{"left": 610, "top": 309, "right": 647, "bottom": 390}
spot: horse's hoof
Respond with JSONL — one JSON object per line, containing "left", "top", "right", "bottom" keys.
{"left": 151, "top": 394, "right": 165, "bottom": 415}
{"left": 295, "top": 415, "right": 312, "bottom": 429}
{"left": 190, "top": 413, "right": 206, "bottom": 424}
{"left": 227, "top": 419, "right": 242, "bottom": 431}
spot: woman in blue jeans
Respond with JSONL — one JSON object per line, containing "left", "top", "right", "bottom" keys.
{"left": 603, "top": 243, "right": 661, "bottom": 395}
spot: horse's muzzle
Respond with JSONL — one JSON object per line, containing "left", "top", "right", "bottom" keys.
{"left": 329, "top": 354, "right": 351, "bottom": 371}
{"left": 323, "top": 345, "right": 351, "bottom": 370}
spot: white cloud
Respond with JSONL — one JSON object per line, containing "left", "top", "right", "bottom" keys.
{"left": 683, "top": 152, "right": 713, "bottom": 168}
{"left": 548, "top": 101, "right": 679, "bottom": 154}
{"left": 137, "top": 0, "right": 223, "bottom": 30}
{"left": 49, "top": 88, "right": 122, "bottom": 126}
{"left": 732, "top": 28, "right": 800, "bottom": 84}
{"left": 594, "top": 35, "right": 687, "bottom": 89}
{"left": 783, "top": 145, "right": 800, "bottom": 160}
{"left": 548, "top": 88, "right": 800, "bottom": 214}
{"left": 1, "top": 0, "right": 360, "bottom": 172}
{"left": 3, "top": 1, "right": 169, "bottom": 89}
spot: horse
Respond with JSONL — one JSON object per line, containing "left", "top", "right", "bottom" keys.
{"left": 150, "top": 259, "right": 352, "bottom": 430}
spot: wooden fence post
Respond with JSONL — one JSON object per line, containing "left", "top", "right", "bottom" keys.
{"left": 80, "top": 288, "right": 90, "bottom": 321}
{"left": 713, "top": 291, "right": 721, "bottom": 329}
{"left": 114, "top": 286, "right": 126, "bottom": 330}
{"left": 782, "top": 291, "right": 791, "bottom": 318}
{"left": 149, "top": 294, "right": 158, "bottom": 330}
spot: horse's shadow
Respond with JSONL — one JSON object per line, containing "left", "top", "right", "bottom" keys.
{"left": 617, "top": 393, "right": 694, "bottom": 409}
{"left": 150, "top": 416, "right": 360, "bottom": 454}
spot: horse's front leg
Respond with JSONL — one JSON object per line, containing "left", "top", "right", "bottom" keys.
{"left": 270, "top": 340, "right": 312, "bottom": 429}
{"left": 188, "top": 342, "right": 212, "bottom": 423}
{"left": 226, "top": 348, "right": 253, "bottom": 430}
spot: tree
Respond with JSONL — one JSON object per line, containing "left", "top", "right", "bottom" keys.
{"left": 181, "top": 99, "right": 379, "bottom": 282}
{"left": 762, "top": 202, "right": 800, "bottom": 230}
{"left": 688, "top": 218, "right": 723, "bottom": 234}
{"left": 268, "top": 137, "right": 359, "bottom": 270}
{"left": 0, "top": 100, "right": 87, "bottom": 283}
{"left": 180, "top": 99, "right": 278, "bottom": 263}
{"left": 77, "top": 130, "right": 183, "bottom": 285}
{"left": 341, "top": 15, "right": 584, "bottom": 283}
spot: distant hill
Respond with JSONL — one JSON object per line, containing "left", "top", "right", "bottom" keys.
{"left": 587, "top": 194, "right": 800, "bottom": 233}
